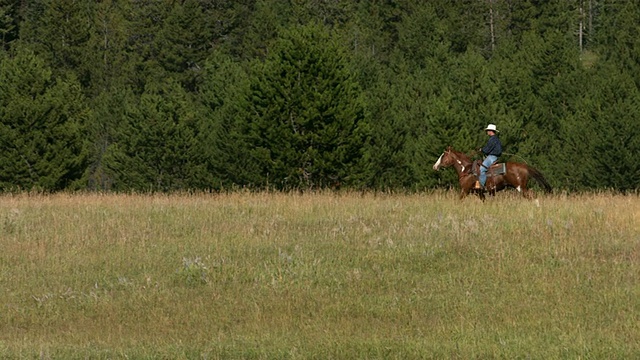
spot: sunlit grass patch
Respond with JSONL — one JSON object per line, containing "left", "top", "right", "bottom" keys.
{"left": 0, "top": 191, "right": 638, "bottom": 358}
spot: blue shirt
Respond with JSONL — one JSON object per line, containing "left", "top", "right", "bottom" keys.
{"left": 482, "top": 135, "right": 502, "bottom": 157}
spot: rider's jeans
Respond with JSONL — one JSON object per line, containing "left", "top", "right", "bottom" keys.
{"left": 479, "top": 155, "right": 498, "bottom": 186}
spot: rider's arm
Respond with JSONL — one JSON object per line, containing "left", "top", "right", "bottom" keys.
{"left": 481, "top": 139, "right": 493, "bottom": 155}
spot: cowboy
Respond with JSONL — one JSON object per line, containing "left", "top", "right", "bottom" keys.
{"left": 475, "top": 124, "right": 502, "bottom": 190}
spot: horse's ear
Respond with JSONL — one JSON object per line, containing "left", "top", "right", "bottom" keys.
{"left": 446, "top": 146, "right": 452, "bottom": 151}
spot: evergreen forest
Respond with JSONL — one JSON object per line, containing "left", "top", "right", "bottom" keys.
{"left": 1, "top": 0, "right": 639, "bottom": 193}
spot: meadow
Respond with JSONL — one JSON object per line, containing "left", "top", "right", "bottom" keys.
{"left": 0, "top": 191, "right": 638, "bottom": 359}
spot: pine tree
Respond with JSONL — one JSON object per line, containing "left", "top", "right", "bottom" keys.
{"left": 102, "top": 78, "right": 206, "bottom": 192}
{"left": 19, "top": 0, "right": 93, "bottom": 83}
{"left": 123, "top": 0, "right": 254, "bottom": 91}
{"left": 587, "top": 63, "right": 640, "bottom": 191}
{"left": 83, "top": 0, "right": 132, "bottom": 97}
{"left": 241, "top": 23, "right": 368, "bottom": 190}
{"left": 197, "top": 52, "right": 253, "bottom": 189}
{"left": 0, "top": 48, "right": 88, "bottom": 191}
{"left": 360, "top": 65, "right": 415, "bottom": 190}
{"left": 0, "top": 0, "right": 20, "bottom": 51}
{"left": 511, "top": 29, "right": 581, "bottom": 176}
{"left": 594, "top": 1, "right": 640, "bottom": 85}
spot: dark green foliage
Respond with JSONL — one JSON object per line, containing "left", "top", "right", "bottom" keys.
{"left": 0, "top": 49, "right": 88, "bottom": 191}
{"left": 19, "top": 0, "right": 93, "bottom": 83}
{"left": 0, "top": 0, "right": 20, "bottom": 51}
{"left": 361, "top": 70, "right": 415, "bottom": 190}
{"left": 102, "top": 79, "right": 207, "bottom": 192}
{"left": 85, "top": 87, "right": 127, "bottom": 191}
{"left": 241, "top": 23, "right": 368, "bottom": 190}
{"left": 594, "top": 2, "right": 640, "bottom": 85}
{"left": 1, "top": 0, "right": 640, "bottom": 192}
{"left": 586, "top": 65, "right": 640, "bottom": 191}
{"left": 83, "top": 1, "right": 132, "bottom": 98}
{"left": 197, "top": 52, "right": 253, "bottom": 189}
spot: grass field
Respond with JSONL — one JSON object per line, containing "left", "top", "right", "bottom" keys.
{"left": 1, "top": 191, "right": 639, "bottom": 359}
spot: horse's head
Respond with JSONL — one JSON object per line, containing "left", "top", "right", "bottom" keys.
{"left": 433, "top": 146, "right": 456, "bottom": 171}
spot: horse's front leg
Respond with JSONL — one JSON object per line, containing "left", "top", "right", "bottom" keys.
{"left": 459, "top": 188, "right": 469, "bottom": 199}
{"left": 459, "top": 178, "right": 473, "bottom": 199}
{"left": 459, "top": 181, "right": 473, "bottom": 199}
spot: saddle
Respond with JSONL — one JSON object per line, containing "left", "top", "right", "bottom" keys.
{"left": 472, "top": 160, "right": 506, "bottom": 177}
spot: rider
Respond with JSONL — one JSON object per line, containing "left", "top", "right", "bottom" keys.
{"left": 476, "top": 124, "right": 502, "bottom": 190}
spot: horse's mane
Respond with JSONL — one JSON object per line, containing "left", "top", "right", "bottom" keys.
{"left": 447, "top": 146, "right": 473, "bottom": 166}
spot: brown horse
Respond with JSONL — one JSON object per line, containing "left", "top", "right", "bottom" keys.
{"left": 432, "top": 146, "right": 552, "bottom": 200}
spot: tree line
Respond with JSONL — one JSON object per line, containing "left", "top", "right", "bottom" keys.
{"left": 0, "top": 0, "right": 638, "bottom": 192}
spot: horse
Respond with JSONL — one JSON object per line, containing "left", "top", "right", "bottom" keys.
{"left": 432, "top": 146, "right": 552, "bottom": 200}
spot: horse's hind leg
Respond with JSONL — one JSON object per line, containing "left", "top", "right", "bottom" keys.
{"left": 521, "top": 186, "right": 535, "bottom": 199}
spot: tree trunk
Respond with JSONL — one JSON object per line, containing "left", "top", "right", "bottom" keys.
{"left": 489, "top": 0, "right": 496, "bottom": 52}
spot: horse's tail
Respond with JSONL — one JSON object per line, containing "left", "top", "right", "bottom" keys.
{"left": 527, "top": 165, "right": 552, "bottom": 193}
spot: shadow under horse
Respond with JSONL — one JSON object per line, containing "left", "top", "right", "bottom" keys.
{"left": 432, "top": 146, "right": 552, "bottom": 200}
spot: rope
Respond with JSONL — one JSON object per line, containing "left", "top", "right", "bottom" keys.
{"left": 501, "top": 152, "right": 529, "bottom": 164}
{"left": 472, "top": 150, "right": 530, "bottom": 164}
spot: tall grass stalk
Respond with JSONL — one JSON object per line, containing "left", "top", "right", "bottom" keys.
{"left": 1, "top": 192, "right": 638, "bottom": 358}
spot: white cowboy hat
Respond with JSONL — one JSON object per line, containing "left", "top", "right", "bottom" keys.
{"left": 484, "top": 124, "right": 499, "bottom": 132}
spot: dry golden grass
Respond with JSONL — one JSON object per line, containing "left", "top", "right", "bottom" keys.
{"left": 0, "top": 191, "right": 638, "bottom": 358}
